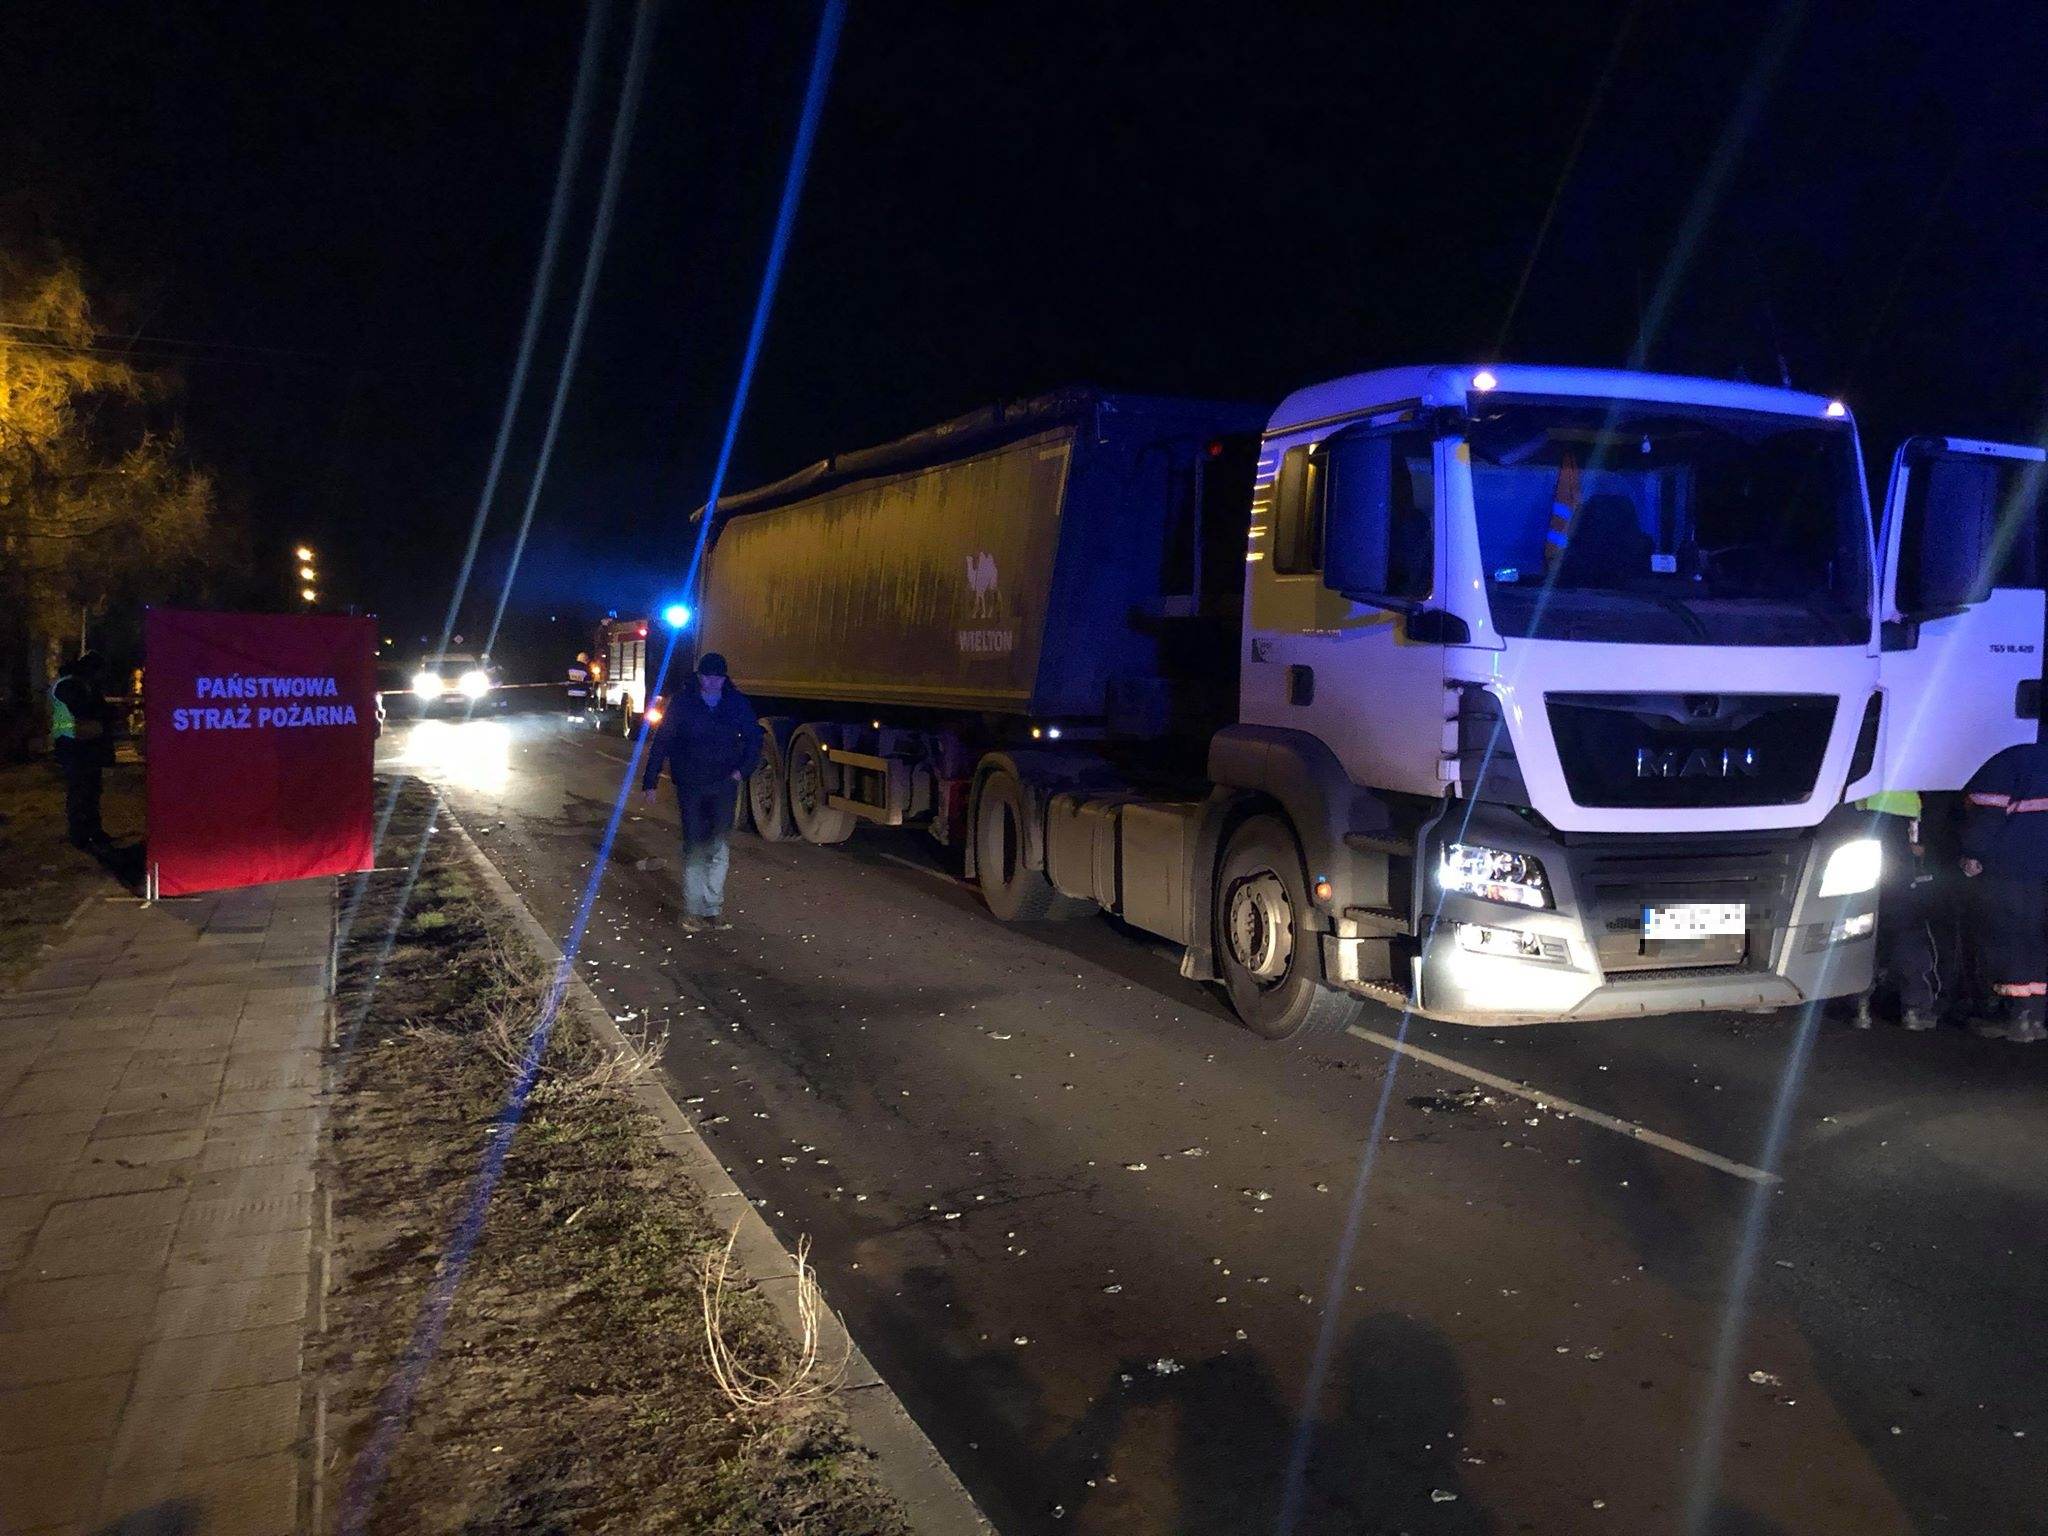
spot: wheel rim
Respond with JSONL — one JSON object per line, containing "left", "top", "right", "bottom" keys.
{"left": 1225, "top": 870, "right": 1294, "bottom": 985}
{"left": 792, "top": 746, "right": 823, "bottom": 821}
{"left": 751, "top": 759, "right": 782, "bottom": 825}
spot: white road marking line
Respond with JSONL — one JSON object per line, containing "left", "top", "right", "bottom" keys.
{"left": 1345, "top": 1025, "right": 1781, "bottom": 1186}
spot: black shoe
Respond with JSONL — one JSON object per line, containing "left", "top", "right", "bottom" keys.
{"left": 702, "top": 916, "right": 733, "bottom": 932}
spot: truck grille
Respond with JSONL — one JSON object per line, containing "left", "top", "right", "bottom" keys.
{"left": 1546, "top": 692, "right": 1836, "bottom": 809}
{"left": 1563, "top": 832, "right": 1808, "bottom": 975}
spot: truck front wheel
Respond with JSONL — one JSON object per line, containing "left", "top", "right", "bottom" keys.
{"left": 976, "top": 770, "right": 1088, "bottom": 921}
{"left": 1215, "top": 815, "right": 1364, "bottom": 1040}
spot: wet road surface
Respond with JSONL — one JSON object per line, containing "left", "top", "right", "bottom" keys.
{"left": 375, "top": 706, "right": 2046, "bottom": 1534}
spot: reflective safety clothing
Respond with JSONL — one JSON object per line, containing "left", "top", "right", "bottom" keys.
{"left": 1961, "top": 743, "right": 2048, "bottom": 997}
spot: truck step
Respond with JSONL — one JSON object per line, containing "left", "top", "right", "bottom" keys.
{"left": 1344, "top": 831, "right": 1414, "bottom": 858}
{"left": 1343, "top": 977, "right": 1411, "bottom": 1010}
{"left": 1342, "top": 905, "right": 1410, "bottom": 936}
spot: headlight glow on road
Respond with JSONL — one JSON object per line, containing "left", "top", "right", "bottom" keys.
{"left": 1818, "top": 837, "right": 1882, "bottom": 897}
{"left": 404, "top": 719, "right": 511, "bottom": 792}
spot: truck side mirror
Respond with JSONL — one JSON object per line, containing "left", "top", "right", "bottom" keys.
{"left": 1323, "top": 426, "right": 1433, "bottom": 608}
{"left": 1896, "top": 447, "right": 2007, "bottom": 616}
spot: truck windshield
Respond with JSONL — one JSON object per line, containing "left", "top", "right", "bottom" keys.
{"left": 1466, "top": 400, "right": 1870, "bottom": 646}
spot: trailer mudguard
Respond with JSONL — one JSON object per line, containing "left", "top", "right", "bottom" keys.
{"left": 1180, "top": 725, "right": 1396, "bottom": 983}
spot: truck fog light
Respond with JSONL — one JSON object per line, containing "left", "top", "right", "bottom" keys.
{"left": 1313, "top": 876, "right": 1334, "bottom": 904}
{"left": 1818, "top": 838, "right": 1882, "bottom": 897}
{"left": 1457, "top": 922, "right": 1541, "bottom": 959}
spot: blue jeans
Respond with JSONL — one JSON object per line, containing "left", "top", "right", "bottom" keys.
{"left": 682, "top": 827, "right": 731, "bottom": 918}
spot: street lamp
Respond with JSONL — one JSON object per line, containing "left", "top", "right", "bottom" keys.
{"left": 294, "top": 543, "right": 319, "bottom": 606}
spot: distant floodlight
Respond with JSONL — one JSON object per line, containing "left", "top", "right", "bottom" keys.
{"left": 294, "top": 545, "right": 314, "bottom": 561}
{"left": 300, "top": 588, "right": 317, "bottom": 603}
{"left": 1471, "top": 369, "right": 1500, "bottom": 392}
{"left": 1824, "top": 399, "right": 1848, "bottom": 418}
{"left": 662, "top": 603, "right": 693, "bottom": 629}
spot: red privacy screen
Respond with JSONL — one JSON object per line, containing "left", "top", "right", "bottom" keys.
{"left": 145, "top": 608, "right": 378, "bottom": 896}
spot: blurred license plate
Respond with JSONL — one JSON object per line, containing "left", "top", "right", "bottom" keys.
{"left": 1642, "top": 902, "right": 1746, "bottom": 938}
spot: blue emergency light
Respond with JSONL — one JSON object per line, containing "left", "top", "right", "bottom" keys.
{"left": 662, "top": 603, "right": 693, "bottom": 629}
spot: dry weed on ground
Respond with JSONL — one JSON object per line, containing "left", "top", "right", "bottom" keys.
{"left": 320, "top": 778, "right": 906, "bottom": 1535}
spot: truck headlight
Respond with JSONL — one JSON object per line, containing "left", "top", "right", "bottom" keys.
{"left": 1818, "top": 837, "right": 1881, "bottom": 897}
{"left": 1438, "top": 842, "right": 1551, "bottom": 909}
{"left": 459, "top": 669, "right": 491, "bottom": 699}
{"left": 412, "top": 670, "right": 441, "bottom": 696}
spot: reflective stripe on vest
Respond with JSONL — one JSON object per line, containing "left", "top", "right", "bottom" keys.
{"left": 48, "top": 680, "right": 77, "bottom": 744}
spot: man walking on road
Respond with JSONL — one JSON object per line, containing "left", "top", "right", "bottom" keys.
{"left": 640, "top": 652, "right": 762, "bottom": 932}
{"left": 50, "top": 650, "right": 115, "bottom": 850}
{"left": 566, "top": 650, "right": 593, "bottom": 723}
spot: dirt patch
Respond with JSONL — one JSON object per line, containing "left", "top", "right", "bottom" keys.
{"left": 0, "top": 758, "right": 143, "bottom": 985}
{"left": 320, "top": 777, "right": 907, "bottom": 1534}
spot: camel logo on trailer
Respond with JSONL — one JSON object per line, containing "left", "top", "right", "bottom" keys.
{"left": 965, "top": 551, "right": 1000, "bottom": 617}
{"left": 959, "top": 551, "right": 1014, "bottom": 656}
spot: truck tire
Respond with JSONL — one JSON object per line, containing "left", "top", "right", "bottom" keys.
{"left": 788, "top": 727, "right": 856, "bottom": 845}
{"left": 976, "top": 770, "right": 1089, "bottom": 921}
{"left": 748, "top": 731, "right": 796, "bottom": 842}
{"left": 1215, "top": 815, "right": 1364, "bottom": 1040}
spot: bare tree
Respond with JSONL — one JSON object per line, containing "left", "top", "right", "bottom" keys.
{"left": 0, "top": 258, "right": 217, "bottom": 751}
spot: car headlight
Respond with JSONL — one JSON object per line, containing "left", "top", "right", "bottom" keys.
{"left": 459, "top": 669, "right": 491, "bottom": 699}
{"left": 1438, "top": 842, "right": 1551, "bottom": 908}
{"left": 412, "top": 670, "right": 441, "bottom": 696}
{"left": 1818, "top": 837, "right": 1882, "bottom": 897}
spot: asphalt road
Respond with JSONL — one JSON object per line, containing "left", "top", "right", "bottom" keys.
{"left": 376, "top": 704, "right": 2045, "bottom": 1535}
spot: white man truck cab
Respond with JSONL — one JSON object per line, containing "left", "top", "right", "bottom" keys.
{"left": 1222, "top": 364, "right": 1888, "bottom": 1027}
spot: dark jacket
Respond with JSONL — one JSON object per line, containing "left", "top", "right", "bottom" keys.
{"left": 641, "top": 685, "right": 764, "bottom": 799}
{"left": 1960, "top": 742, "right": 2048, "bottom": 876}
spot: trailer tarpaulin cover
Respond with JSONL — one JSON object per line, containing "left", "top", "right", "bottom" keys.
{"left": 145, "top": 608, "right": 378, "bottom": 895}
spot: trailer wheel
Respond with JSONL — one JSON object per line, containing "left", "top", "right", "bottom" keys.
{"left": 1215, "top": 815, "right": 1364, "bottom": 1040}
{"left": 976, "top": 770, "right": 1088, "bottom": 921}
{"left": 749, "top": 732, "right": 797, "bottom": 842}
{"left": 788, "top": 727, "right": 856, "bottom": 845}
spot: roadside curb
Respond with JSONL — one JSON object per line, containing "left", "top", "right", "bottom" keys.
{"left": 442, "top": 807, "right": 995, "bottom": 1536}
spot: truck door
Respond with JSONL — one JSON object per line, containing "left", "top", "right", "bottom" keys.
{"left": 1245, "top": 414, "right": 1444, "bottom": 796}
{"left": 1874, "top": 436, "right": 2048, "bottom": 793}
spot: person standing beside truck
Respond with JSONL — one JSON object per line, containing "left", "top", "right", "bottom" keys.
{"left": 639, "top": 653, "right": 762, "bottom": 932}
{"left": 566, "top": 651, "right": 593, "bottom": 722}
{"left": 1957, "top": 743, "right": 2048, "bottom": 1043}
{"left": 49, "top": 651, "right": 115, "bottom": 851}
{"left": 1851, "top": 790, "right": 1940, "bottom": 1030}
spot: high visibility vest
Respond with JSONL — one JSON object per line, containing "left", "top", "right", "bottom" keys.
{"left": 49, "top": 678, "right": 78, "bottom": 745}
{"left": 1856, "top": 790, "right": 1922, "bottom": 819}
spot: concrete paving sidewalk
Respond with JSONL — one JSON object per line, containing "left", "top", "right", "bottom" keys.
{"left": 0, "top": 880, "right": 331, "bottom": 1535}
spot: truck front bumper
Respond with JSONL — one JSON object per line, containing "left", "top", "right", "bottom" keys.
{"left": 1333, "top": 803, "right": 1880, "bottom": 1025}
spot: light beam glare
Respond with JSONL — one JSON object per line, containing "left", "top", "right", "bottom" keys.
{"left": 336, "top": 3, "right": 849, "bottom": 1523}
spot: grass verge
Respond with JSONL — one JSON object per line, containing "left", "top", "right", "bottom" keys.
{"left": 321, "top": 776, "right": 908, "bottom": 1534}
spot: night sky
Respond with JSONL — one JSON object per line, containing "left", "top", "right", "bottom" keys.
{"left": 10, "top": 0, "right": 2045, "bottom": 666}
